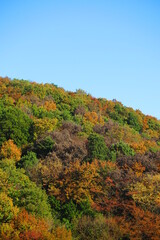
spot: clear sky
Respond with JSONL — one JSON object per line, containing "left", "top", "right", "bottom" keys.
{"left": 0, "top": 0, "right": 160, "bottom": 119}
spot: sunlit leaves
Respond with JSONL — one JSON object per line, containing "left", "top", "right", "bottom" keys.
{"left": 1, "top": 76, "right": 160, "bottom": 239}
{"left": 0, "top": 192, "right": 19, "bottom": 223}
{"left": 44, "top": 100, "right": 56, "bottom": 111}
{"left": 49, "top": 160, "right": 101, "bottom": 203}
{"left": 33, "top": 117, "right": 58, "bottom": 138}
{"left": 0, "top": 140, "right": 21, "bottom": 162}
{"left": 84, "top": 111, "right": 104, "bottom": 125}
{"left": 129, "top": 174, "right": 160, "bottom": 212}
{"left": 0, "top": 162, "right": 52, "bottom": 219}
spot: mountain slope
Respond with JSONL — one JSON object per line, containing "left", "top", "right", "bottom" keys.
{"left": 0, "top": 76, "right": 160, "bottom": 240}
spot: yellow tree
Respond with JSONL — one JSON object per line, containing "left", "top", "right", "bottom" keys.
{"left": 0, "top": 192, "right": 19, "bottom": 223}
{"left": 44, "top": 100, "right": 56, "bottom": 111}
{"left": 33, "top": 117, "right": 58, "bottom": 138}
{"left": 0, "top": 140, "right": 21, "bottom": 162}
{"left": 49, "top": 160, "right": 101, "bottom": 204}
{"left": 128, "top": 174, "right": 160, "bottom": 212}
{"left": 84, "top": 111, "right": 104, "bottom": 125}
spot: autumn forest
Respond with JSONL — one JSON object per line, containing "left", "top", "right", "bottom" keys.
{"left": 0, "top": 76, "right": 160, "bottom": 240}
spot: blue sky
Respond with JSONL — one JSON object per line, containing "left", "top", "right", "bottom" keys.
{"left": 0, "top": 0, "right": 160, "bottom": 119}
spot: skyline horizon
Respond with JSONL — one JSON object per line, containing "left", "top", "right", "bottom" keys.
{"left": 1, "top": 74, "right": 159, "bottom": 120}
{"left": 1, "top": 0, "right": 160, "bottom": 119}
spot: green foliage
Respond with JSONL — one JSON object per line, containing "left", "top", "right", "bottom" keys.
{"left": 18, "top": 151, "right": 38, "bottom": 170}
{"left": 57, "top": 103, "right": 70, "bottom": 111}
{"left": 0, "top": 192, "right": 18, "bottom": 223}
{"left": 34, "top": 136, "right": 54, "bottom": 157}
{"left": 62, "top": 201, "right": 79, "bottom": 226}
{"left": 60, "top": 110, "right": 72, "bottom": 121}
{"left": 127, "top": 112, "right": 142, "bottom": 132}
{"left": 49, "top": 197, "right": 79, "bottom": 229}
{"left": 88, "top": 133, "right": 109, "bottom": 161}
{"left": 157, "top": 141, "right": 160, "bottom": 146}
{"left": 73, "top": 215, "right": 110, "bottom": 240}
{"left": 78, "top": 199, "right": 95, "bottom": 217}
{"left": 50, "top": 89, "right": 65, "bottom": 104}
{"left": 108, "top": 103, "right": 128, "bottom": 125}
{"left": 74, "top": 115, "right": 83, "bottom": 125}
{"left": 0, "top": 160, "right": 52, "bottom": 219}
{"left": 48, "top": 196, "right": 62, "bottom": 219}
{"left": 49, "top": 196, "right": 96, "bottom": 229}
{"left": 0, "top": 95, "right": 15, "bottom": 107}
{"left": 109, "top": 111, "right": 124, "bottom": 124}
{"left": 82, "top": 121, "right": 94, "bottom": 135}
{"left": 0, "top": 104, "right": 33, "bottom": 146}
{"left": 1, "top": 77, "right": 160, "bottom": 239}
{"left": 32, "top": 104, "right": 55, "bottom": 118}
{"left": 148, "top": 118, "right": 160, "bottom": 131}
{"left": 103, "top": 117, "right": 109, "bottom": 122}
{"left": 110, "top": 141, "right": 135, "bottom": 161}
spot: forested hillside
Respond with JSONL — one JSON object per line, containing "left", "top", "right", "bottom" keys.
{"left": 0, "top": 76, "right": 160, "bottom": 240}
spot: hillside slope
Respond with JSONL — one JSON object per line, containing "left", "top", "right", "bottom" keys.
{"left": 0, "top": 76, "right": 160, "bottom": 239}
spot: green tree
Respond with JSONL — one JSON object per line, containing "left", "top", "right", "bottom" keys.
{"left": 110, "top": 141, "right": 135, "bottom": 161}
{"left": 0, "top": 104, "right": 33, "bottom": 146}
{"left": 18, "top": 151, "right": 38, "bottom": 170}
{"left": 0, "top": 161, "right": 52, "bottom": 219}
{"left": 88, "top": 133, "right": 108, "bottom": 161}
{"left": 127, "top": 112, "right": 142, "bottom": 132}
{"left": 34, "top": 136, "right": 54, "bottom": 157}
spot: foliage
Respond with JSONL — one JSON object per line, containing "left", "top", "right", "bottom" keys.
{"left": 34, "top": 136, "right": 54, "bottom": 157}
{"left": 0, "top": 161, "right": 52, "bottom": 219}
{"left": 1, "top": 76, "right": 160, "bottom": 239}
{"left": 0, "top": 208, "right": 72, "bottom": 240}
{"left": 0, "top": 140, "right": 21, "bottom": 162}
{"left": 33, "top": 117, "right": 58, "bottom": 138}
{"left": 18, "top": 151, "right": 38, "bottom": 170}
{"left": 129, "top": 174, "right": 160, "bottom": 212}
{"left": 73, "top": 215, "right": 110, "bottom": 240}
{"left": 127, "top": 111, "right": 143, "bottom": 132}
{"left": 109, "top": 141, "right": 135, "bottom": 161}
{"left": 0, "top": 192, "right": 19, "bottom": 223}
{"left": 0, "top": 104, "right": 33, "bottom": 146}
{"left": 88, "top": 133, "right": 109, "bottom": 161}
{"left": 48, "top": 160, "right": 101, "bottom": 203}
